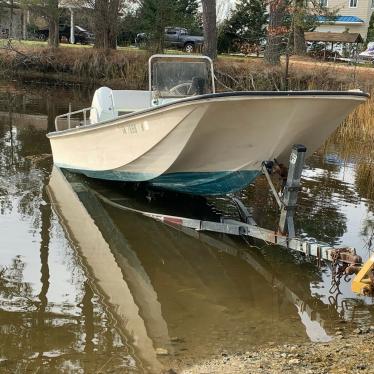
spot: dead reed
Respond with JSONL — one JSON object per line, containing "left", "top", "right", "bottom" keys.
{"left": 1, "top": 45, "right": 150, "bottom": 88}
{"left": 336, "top": 96, "right": 374, "bottom": 143}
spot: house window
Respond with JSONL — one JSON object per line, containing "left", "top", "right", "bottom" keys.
{"left": 349, "top": 0, "right": 357, "bottom": 7}
{"left": 372, "top": 0, "right": 374, "bottom": 8}
{"left": 320, "top": 0, "right": 328, "bottom": 6}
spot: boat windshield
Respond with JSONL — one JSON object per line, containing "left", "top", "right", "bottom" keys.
{"left": 149, "top": 55, "right": 214, "bottom": 100}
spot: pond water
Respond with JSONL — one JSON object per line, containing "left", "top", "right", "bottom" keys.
{"left": 0, "top": 81, "right": 374, "bottom": 373}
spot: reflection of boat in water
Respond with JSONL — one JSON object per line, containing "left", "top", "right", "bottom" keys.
{"left": 47, "top": 55, "right": 368, "bottom": 195}
{"left": 48, "top": 167, "right": 343, "bottom": 370}
{"left": 47, "top": 167, "right": 168, "bottom": 373}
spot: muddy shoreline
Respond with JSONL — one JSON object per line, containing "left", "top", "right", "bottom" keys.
{"left": 164, "top": 327, "right": 374, "bottom": 373}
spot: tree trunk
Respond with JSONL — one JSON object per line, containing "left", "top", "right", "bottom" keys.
{"left": 293, "top": 24, "right": 306, "bottom": 55}
{"left": 94, "top": 0, "right": 120, "bottom": 50}
{"left": 9, "top": 0, "right": 14, "bottom": 39}
{"left": 94, "top": 0, "right": 107, "bottom": 48}
{"left": 201, "top": 0, "right": 217, "bottom": 59}
{"left": 47, "top": 0, "right": 59, "bottom": 48}
{"left": 264, "top": 0, "right": 286, "bottom": 65}
{"left": 48, "top": 17, "right": 59, "bottom": 48}
{"left": 293, "top": 1, "right": 306, "bottom": 55}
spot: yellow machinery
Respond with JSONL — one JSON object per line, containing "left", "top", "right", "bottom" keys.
{"left": 352, "top": 254, "right": 374, "bottom": 295}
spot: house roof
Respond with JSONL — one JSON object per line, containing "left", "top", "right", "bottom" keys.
{"left": 305, "top": 31, "right": 364, "bottom": 43}
{"left": 317, "top": 15, "right": 364, "bottom": 23}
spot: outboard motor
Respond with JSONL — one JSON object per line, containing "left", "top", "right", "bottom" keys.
{"left": 90, "top": 87, "right": 116, "bottom": 124}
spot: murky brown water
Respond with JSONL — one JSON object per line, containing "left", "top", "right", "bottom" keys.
{"left": 1, "top": 81, "right": 374, "bottom": 373}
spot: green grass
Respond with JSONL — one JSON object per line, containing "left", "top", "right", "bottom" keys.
{"left": 0, "top": 39, "right": 93, "bottom": 49}
{"left": 0, "top": 39, "right": 159, "bottom": 55}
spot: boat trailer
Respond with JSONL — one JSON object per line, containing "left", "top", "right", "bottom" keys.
{"left": 95, "top": 144, "right": 374, "bottom": 297}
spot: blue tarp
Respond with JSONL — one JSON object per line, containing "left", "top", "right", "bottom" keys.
{"left": 317, "top": 15, "right": 364, "bottom": 23}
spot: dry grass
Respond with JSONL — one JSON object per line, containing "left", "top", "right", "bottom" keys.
{"left": 336, "top": 97, "right": 374, "bottom": 142}
{"left": 2, "top": 45, "right": 149, "bottom": 88}
{"left": 215, "top": 56, "right": 374, "bottom": 92}
{"left": 3, "top": 44, "right": 373, "bottom": 90}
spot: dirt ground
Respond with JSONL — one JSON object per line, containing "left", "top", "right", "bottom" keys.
{"left": 162, "top": 327, "right": 374, "bottom": 374}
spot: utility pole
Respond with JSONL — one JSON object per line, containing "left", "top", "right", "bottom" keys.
{"left": 70, "top": 7, "right": 75, "bottom": 44}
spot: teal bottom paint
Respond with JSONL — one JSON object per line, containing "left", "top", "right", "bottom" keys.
{"left": 59, "top": 165, "right": 260, "bottom": 196}
{"left": 149, "top": 171, "right": 260, "bottom": 195}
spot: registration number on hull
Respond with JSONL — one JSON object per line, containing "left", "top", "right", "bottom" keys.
{"left": 122, "top": 121, "right": 150, "bottom": 135}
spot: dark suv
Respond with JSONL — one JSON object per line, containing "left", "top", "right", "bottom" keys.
{"left": 36, "top": 25, "right": 94, "bottom": 45}
{"left": 62, "top": 25, "right": 94, "bottom": 44}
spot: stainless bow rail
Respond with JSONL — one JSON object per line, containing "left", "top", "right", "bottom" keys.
{"left": 54, "top": 107, "right": 97, "bottom": 131}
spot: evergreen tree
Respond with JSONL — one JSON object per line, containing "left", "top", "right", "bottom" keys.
{"left": 367, "top": 12, "right": 374, "bottom": 42}
{"left": 176, "top": 0, "right": 198, "bottom": 20}
{"left": 138, "top": 0, "right": 200, "bottom": 51}
{"left": 218, "top": 0, "right": 267, "bottom": 53}
{"left": 21, "top": 0, "right": 60, "bottom": 48}
{"left": 176, "top": 0, "right": 200, "bottom": 33}
{"left": 138, "top": 0, "right": 177, "bottom": 51}
{"left": 230, "top": 0, "right": 267, "bottom": 44}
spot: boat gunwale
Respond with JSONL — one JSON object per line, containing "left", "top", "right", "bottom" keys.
{"left": 47, "top": 90, "right": 369, "bottom": 139}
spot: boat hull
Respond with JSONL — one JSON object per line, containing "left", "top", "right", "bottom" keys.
{"left": 48, "top": 91, "right": 368, "bottom": 196}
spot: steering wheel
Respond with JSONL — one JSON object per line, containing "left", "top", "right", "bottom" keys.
{"left": 169, "top": 81, "right": 193, "bottom": 96}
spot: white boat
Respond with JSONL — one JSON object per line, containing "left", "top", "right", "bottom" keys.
{"left": 47, "top": 54, "right": 368, "bottom": 196}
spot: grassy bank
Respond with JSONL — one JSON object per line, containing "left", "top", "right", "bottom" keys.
{"left": 2, "top": 43, "right": 149, "bottom": 88}
{"left": 3, "top": 41, "right": 374, "bottom": 90}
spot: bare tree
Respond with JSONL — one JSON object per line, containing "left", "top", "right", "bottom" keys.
{"left": 62, "top": 0, "right": 123, "bottom": 49}
{"left": 93, "top": 0, "right": 122, "bottom": 49}
{"left": 9, "top": 0, "right": 14, "bottom": 38}
{"left": 264, "top": 0, "right": 287, "bottom": 65}
{"left": 201, "top": 0, "right": 217, "bottom": 59}
{"left": 48, "top": 0, "right": 60, "bottom": 47}
{"left": 22, "top": 0, "right": 60, "bottom": 48}
{"left": 293, "top": 0, "right": 306, "bottom": 55}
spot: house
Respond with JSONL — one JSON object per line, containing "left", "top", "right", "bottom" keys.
{"left": 315, "top": 0, "right": 374, "bottom": 39}
{"left": 0, "top": 4, "right": 29, "bottom": 39}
